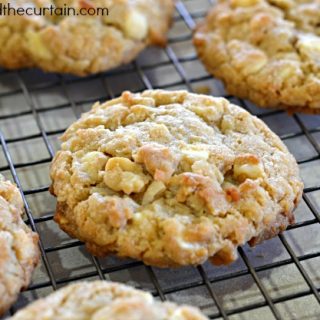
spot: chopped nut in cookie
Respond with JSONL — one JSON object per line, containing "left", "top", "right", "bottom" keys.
{"left": 191, "top": 160, "right": 224, "bottom": 184}
{"left": 102, "top": 134, "right": 138, "bottom": 158}
{"left": 135, "top": 144, "right": 180, "bottom": 182}
{"left": 78, "top": 151, "right": 109, "bottom": 182}
{"left": 142, "top": 181, "right": 166, "bottom": 205}
{"left": 172, "top": 173, "right": 229, "bottom": 215}
{"left": 124, "top": 105, "right": 155, "bottom": 125}
{"left": 89, "top": 194, "right": 136, "bottom": 228}
{"left": 186, "top": 96, "right": 227, "bottom": 124}
{"left": 223, "top": 182, "right": 241, "bottom": 202}
{"left": 104, "top": 157, "right": 150, "bottom": 194}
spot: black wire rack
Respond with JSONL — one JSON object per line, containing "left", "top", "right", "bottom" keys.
{"left": 0, "top": 1, "right": 320, "bottom": 319}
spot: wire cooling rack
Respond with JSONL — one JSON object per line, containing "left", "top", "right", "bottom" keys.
{"left": 0, "top": 0, "right": 320, "bottom": 319}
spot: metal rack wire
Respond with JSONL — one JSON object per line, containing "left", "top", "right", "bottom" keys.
{"left": 0, "top": 1, "right": 319, "bottom": 319}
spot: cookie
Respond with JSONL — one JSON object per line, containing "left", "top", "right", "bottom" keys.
{"left": 50, "top": 90, "right": 303, "bottom": 267}
{"left": 0, "top": 175, "right": 39, "bottom": 316}
{"left": 194, "top": 0, "right": 320, "bottom": 113}
{"left": 9, "top": 281, "right": 208, "bottom": 319}
{"left": 0, "top": 0, "right": 174, "bottom": 76}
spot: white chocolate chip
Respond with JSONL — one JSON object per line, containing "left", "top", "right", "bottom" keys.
{"left": 181, "top": 148, "right": 210, "bottom": 162}
{"left": 233, "top": 155, "right": 265, "bottom": 181}
{"left": 234, "top": 163, "right": 264, "bottom": 180}
{"left": 298, "top": 34, "right": 320, "bottom": 65}
{"left": 124, "top": 10, "right": 148, "bottom": 40}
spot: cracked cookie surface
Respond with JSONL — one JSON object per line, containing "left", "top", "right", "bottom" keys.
{"left": 0, "top": 175, "right": 39, "bottom": 316}
{"left": 50, "top": 90, "right": 303, "bottom": 267}
{"left": 194, "top": 0, "right": 320, "bottom": 113}
{"left": 0, "top": 0, "right": 174, "bottom": 75}
{"left": 9, "top": 281, "right": 208, "bottom": 319}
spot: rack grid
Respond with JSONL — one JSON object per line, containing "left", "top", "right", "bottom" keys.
{"left": 0, "top": 1, "right": 320, "bottom": 319}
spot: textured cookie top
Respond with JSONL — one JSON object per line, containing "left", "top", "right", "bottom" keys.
{"left": 0, "top": 0, "right": 174, "bottom": 75}
{"left": 0, "top": 175, "right": 39, "bottom": 316}
{"left": 50, "top": 90, "right": 303, "bottom": 267}
{"left": 9, "top": 281, "right": 208, "bottom": 319}
{"left": 194, "top": 0, "right": 320, "bottom": 112}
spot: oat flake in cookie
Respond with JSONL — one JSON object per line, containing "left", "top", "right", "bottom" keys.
{"left": 0, "top": 0, "right": 174, "bottom": 76}
{"left": 50, "top": 90, "right": 303, "bottom": 267}
{"left": 194, "top": 0, "right": 320, "bottom": 113}
{"left": 0, "top": 175, "right": 39, "bottom": 316}
{"left": 8, "top": 281, "right": 208, "bottom": 319}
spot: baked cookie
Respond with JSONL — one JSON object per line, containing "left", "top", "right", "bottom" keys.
{"left": 0, "top": 0, "right": 174, "bottom": 76}
{"left": 194, "top": 0, "right": 320, "bottom": 113}
{"left": 0, "top": 175, "right": 39, "bottom": 316}
{"left": 50, "top": 90, "right": 303, "bottom": 267}
{"left": 9, "top": 281, "right": 208, "bottom": 319}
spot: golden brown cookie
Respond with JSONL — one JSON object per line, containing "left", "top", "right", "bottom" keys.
{"left": 0, "top": 175, "right": 40, "bottom": 316}
{"left": 50, "top": 90, "right": 303, "bottom": 267}
{"left": 194, "top": 0, "right": 320, "bottom": 113}
{"left": 9, "top": 281, "right": 208, "bottom": 320}
{"left": 0, "top": 0, "right": 174, "bottom": 76}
